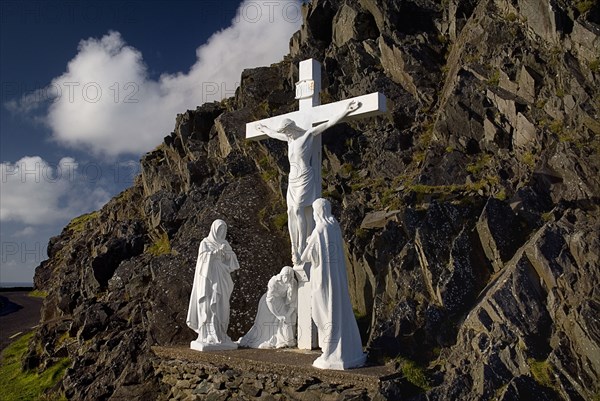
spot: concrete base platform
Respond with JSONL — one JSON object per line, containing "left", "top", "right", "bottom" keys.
{"left": 152, "top": 346, "right": 397, "bottom": 392}
{"left": 190, "top": 340, "right": 238, "bottom": 352}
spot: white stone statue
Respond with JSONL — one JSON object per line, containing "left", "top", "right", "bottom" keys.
{"left": 255, "top": 100, "right": 361, "bottom": 264}
{"left": 186, "top": 219, "right": 240, "bottom": 351}
{"left": 238, "top": 266, "right": 298, "bottom": 349}
{"left": 301, "top": 198, "right": 366, "bottom": 370}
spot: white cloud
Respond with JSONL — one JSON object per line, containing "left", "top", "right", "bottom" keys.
{"left": 0, "top": 156, "right": 110, "bottom": 225}
{"left": 13, "top": 226, "right": 35, "bottom": 237}
{"left": 7, "top": 0, "right": 302, "bottom": 157}
{"left": 0, "top": 220, "right": 53, "bottom": 284}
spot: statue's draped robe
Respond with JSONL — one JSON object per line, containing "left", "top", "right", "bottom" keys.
{"left": 186, "top": 224, "right": 239, "bottom": 344}
{"left": 238, "top": 274, "right": 297, "bottom": 348}
{"left": 302, "top": 215, "right": 365, "bottom": 369}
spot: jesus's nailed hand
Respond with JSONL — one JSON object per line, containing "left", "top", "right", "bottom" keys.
{"left": 346, "top": 100, "right": 362, "bottom": 112}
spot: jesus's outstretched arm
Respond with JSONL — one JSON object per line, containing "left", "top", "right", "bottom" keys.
{"left": 256, "top": 123, "right": 288, "bottom": 142}
{"left": 309, "top": 100, "right": 361, "bottom": 137}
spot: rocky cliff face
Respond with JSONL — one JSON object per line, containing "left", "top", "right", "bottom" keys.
{"left": 29, "top": 0, "right": 599, "bottom": 400}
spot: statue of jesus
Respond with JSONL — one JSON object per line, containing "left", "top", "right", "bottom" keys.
{"left": 256, "top": 100, "right": 361, "bottom": 264}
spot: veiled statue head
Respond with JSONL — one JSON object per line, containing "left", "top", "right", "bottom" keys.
{"left": 209, "top": 219, "right": 228, "bottom": 242}
{"left": 312, "top": 198, "right": 337, "bottom": 225}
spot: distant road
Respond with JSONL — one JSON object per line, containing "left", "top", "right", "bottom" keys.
{"left": 0, "top": 292, "right": 43, "bottom": 351}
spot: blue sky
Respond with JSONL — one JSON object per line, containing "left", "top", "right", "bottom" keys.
{"left": 0, "top": 0, "right": 302, "bottom": 284}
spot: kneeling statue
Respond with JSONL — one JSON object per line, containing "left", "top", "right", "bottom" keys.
{"left": 238, "top": 266, "right": 297, "bottom": 349}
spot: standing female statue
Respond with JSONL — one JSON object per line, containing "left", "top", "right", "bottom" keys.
{"left": 187, "top": 219, "right": 240, "bottom": 351}
{"left": 301, "top": 198, "right": 366, "bottom": 369}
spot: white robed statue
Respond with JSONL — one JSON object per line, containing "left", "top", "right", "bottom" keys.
{"left": 186, "top": 219, "right": 240, "bottom": 351}
{"left": 238, "top": 266, "right": 297, "bottom": 349}
{"left": 301, "top": 198, "right": 366, "bottom": 369}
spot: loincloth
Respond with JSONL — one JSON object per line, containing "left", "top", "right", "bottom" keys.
{"left": 287, "top": 166, "right": 316, "bottom": 207}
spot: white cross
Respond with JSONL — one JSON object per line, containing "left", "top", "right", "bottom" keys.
{"left": 246, "top": 59, "right": 386, "bottom": 349}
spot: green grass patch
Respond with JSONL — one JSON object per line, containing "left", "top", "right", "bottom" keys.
{"left": 398, "top": 358, "right": 432, "bottom": 392}
{"left": 412, "top": 151, "right": 426, "bottom": 164}
{"left": 273, "top": 213, "right": 288, "bottom": 231}
{"left": 261, "top": 169, "right": 278, "bottom": 182}
{"left": 258, "top": 156, "right": 279, "bottom": 182}
{"left": 403, "top": 175, "right": 499, "bottom": 198}
{"left": 321, "top": 189, "right": 342, "bottom": 202}
{"left": 0, "top": 332, "right": 69, "bottom": 401}
{"left": 464, "top": 52, "right": 480, "bottom": 64}
{"left": 557, "top": 130, "right": 577, "bottom": 143}
{"left": 466, "top": 154, "right": 492, "bottom": 175}
{"left": 487, "top": 69, "right": 500, "bottom": 87}
{"left": 576, "top": 0, "right": 595, "bottom": 13}
{"left": 28, "top": 290, "right": 48, "bottom": 299}
{"left": 340, "top": 163, "right": 355, "bottom": 176}
{"left": 409, "top": 183, "right": 459, "bottom": 194}
{"left": 355, "top": 228, "right": 370, "bottom": 241}
{"left": 55, "top": 332, "right": 72, "bottom": 349}
{"left": 381, "top": 188, "right": 401, "bottom": 209}
{"left": 257, "top": 206, "right": 268, "bottom": 224}
{"left": 258, "top": 156, "right": 270, "bottom": 170}
{"left": 527, "top": 358, "right": 554, "bottom": 388}
{"left": 66, "top": 211, "right": 99, "bottom": 233}
{"left": 147, "top": 232, "right": 171, "bottom": 256}
{"left": 349, "top": 182, "right": 367, "bottom": 191}
{"left": 522, "top": 152, "right": 536, "bottom": 167}
{"left": 495, "top": 188, "right": 507, "bottom": 201}
{"left": 257, "top": 101, "right": 272, "bottom": 116}
{"left": 418, "top": 121, "right": 435, "bottom": 148}
{"left": 350, "top": 176, "right": 384, "bottom": 192}
{"left": 549, "top": 119, "right": 564, "bottom": 135}
{"left": 552, "top": 125, "right": 589, "bottom": 150}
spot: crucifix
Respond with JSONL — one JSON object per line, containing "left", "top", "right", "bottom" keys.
{"left": 246, "top": 59, "right": 386, "bottom": 349}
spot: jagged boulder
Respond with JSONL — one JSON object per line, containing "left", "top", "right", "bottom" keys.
{"left": 431, "top": 208, "right": 600, "bottom": 401}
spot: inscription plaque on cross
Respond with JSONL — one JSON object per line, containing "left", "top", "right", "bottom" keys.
{"left": 246, "top": 58, "right": 386, "bottom": 349}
